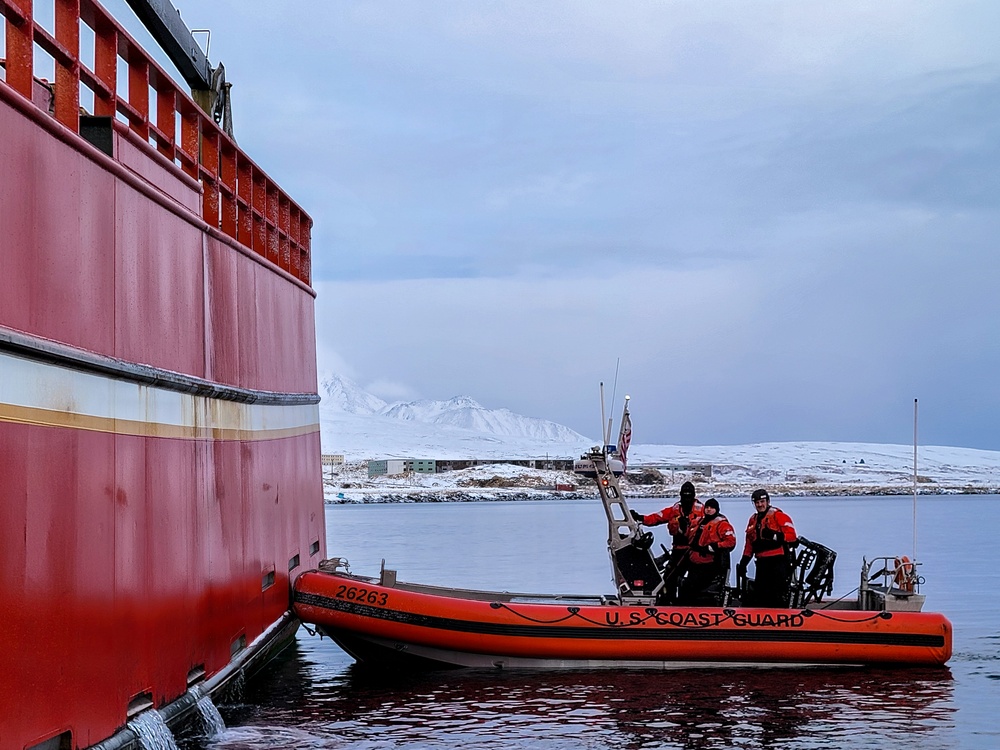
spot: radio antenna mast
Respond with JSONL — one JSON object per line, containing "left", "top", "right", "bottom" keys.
{"left": 599, "top": 382, "right": 608, "bottom": 448}
{"left": 912, "top": 398, "right": 918, "bottom": 561}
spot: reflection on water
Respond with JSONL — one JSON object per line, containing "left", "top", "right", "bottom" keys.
{"left": 212, "top": 638, "right": 955, "bottom": 750}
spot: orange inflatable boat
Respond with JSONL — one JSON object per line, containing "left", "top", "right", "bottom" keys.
{"left": 293, "top": 552, "right": 951, "bottom": 669}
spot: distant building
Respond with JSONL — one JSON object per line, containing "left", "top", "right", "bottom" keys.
{"left": 368, "top": 459, "right": 407, "bottom": 478}
{"left": 435, "top": 458, "right": 575, "bottom": 472}
{"left": 364, "top": 456, "right": 575, "bottom": 477}
{"left": 409, "top": 459, "right": 436, "bottom": 474}
{"left": 652, "top": 463, "right": 714, "bottom": 480}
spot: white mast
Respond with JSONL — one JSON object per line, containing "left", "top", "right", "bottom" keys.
{"left": 606, "top": 358, "right": 623, "bottom": 452}
{"left": 600, "top": 382, "right": 608, "bottom": 448}
{"left": 912, "top": 398, "right": 918, "bottom": 561}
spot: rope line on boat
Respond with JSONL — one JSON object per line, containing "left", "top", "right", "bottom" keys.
{"left": 490, "top": 603, "right": 739, "bottom": 629}
{"left": 488, "top": 602, "right": 582, "bottom": 625}
{"left": 801, "top": 608, "right": 892, "bottom": 623}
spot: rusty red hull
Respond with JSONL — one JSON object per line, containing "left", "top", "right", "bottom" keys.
{"left": 0, "top": 9, "right": 324, "bottom": 747}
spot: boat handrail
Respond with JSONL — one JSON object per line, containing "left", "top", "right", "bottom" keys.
{"left": 859, "top": 555, "right": 927, "bottom": 611}
{"left": 864, "top": 555, "right": 922, "bottom": 594}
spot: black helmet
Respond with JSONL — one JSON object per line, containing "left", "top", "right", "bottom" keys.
{"left": 680, "top": 481, "right": 696, "bottom": 499}
{"left": 751, "top": 488, "right": 769, "bottom": 503}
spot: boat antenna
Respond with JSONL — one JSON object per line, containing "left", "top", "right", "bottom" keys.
{"left": 599, "top": 382, "right": 608, "bottom": 448}
{"left": 912, "top": 398, "right": 918, "bottom": 561}
{"left": 609, "top": 358, "right": 621, "bottom": 422}
{"left": 605, "top": 358, "right": 622, "bottom": 450}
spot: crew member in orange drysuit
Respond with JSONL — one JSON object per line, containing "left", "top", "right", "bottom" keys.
{"left": 679, "top": 498, "right": 737, "bottom": 606}
{"left": 631, "top": 481, "right": 704, "bottom": 603}
{"left": 737, "top": 488, "right": 798, "bottom": 607}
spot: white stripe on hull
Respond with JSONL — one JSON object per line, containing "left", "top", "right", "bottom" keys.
{"left": 0, "top": 350, "right": 318, "bottom": 440}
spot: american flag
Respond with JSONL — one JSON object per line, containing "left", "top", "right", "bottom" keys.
{"left": 617, "top": 406, "right": 632, "bottom": 471}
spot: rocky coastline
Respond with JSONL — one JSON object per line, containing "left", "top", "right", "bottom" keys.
{"left": 324, "top": 471, "right": 997, "bottom": 504}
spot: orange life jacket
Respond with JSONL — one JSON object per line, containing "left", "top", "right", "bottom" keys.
{"left": 742, "top": 506, "right": 797, "bottom": 560}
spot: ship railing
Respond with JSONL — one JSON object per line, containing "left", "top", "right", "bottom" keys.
{"left": 0, "top": 0, "right": 312, "bottom": 285}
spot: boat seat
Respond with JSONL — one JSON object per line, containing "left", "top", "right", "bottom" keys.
{"left": 788, "top": 536, "right": 837, "bottom": 608}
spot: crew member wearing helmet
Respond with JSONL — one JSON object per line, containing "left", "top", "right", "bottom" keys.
{"left": 679, "top": 498, "right": 737, "bottom": 606}
{"left": 630, "top": 481, "right": 704, "bottom": 603}
{"left": 737, "top": 488, "right": 797, "bottom": 607}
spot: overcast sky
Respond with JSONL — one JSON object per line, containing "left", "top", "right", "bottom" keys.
{"left": 106, "top": 1, "right": 1000, "bottom": 450}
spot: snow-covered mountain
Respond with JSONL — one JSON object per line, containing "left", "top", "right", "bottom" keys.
{"left": 380, "top": 396, "right": 585, "bottom": 440}
{"left": 318, "top": 374, "right": 592, "bottom": 458}
{"left": 319, "top": 373, "right": 388, "bottom": 415}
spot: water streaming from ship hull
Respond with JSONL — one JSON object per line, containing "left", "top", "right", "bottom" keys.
{"left": 195, "top": 695, "right": 226, "bottom": 738}
{"left": 127, "top": 710, "right": 179, "bottom": 750}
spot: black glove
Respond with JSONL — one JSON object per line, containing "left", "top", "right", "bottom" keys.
{"left": 629, "top": 509, "right": 643, "bottom": 524}
{"left": 736, "top": 557, "right": 750, "bottom": 577}
{"left": 759, "top": 527, "right": 782, "bottom": 542}
{"left": 677, "top": 515, "right": 689, "bottom": 533}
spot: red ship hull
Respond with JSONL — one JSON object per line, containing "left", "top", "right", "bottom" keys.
{"left": 1, "top": 4, "right": 324, "bottom": 748}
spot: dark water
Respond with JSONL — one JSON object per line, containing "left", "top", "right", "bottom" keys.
{"left": 211, "top": 496, "right": 1000, "bottom": 749}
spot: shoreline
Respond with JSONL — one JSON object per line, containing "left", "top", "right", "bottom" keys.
{"left": 322, "top": 460, "right": 999, "bottom": 504}
{"left": 324, "top": 483, "right": 999, "bottom": 504}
